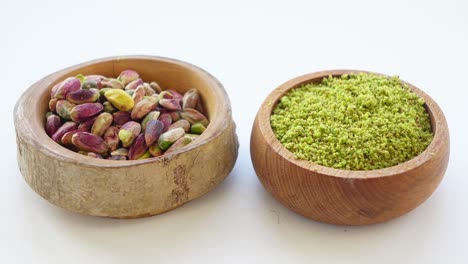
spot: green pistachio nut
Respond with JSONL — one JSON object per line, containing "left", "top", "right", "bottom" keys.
{"left": 158, "top": 127, "right": 185, "bottom": 150}
{"left": 66, "top": 89, "right": 100, "bottom": 104}
{"left": 168, "top": 119, "right": 190, "bottom": 132}
{"left": 143, "top": 83, "right": 156, "bottom": 96}
{"left": 159, "top": 98, "right": 182, "bottom": 110}
{"left": 70, "top": 102, "right": 103, "bottom": 123}
{"left": 102, "top": 78, "right": 124, "bottom": 89}
{"left": 180, "top": 108, "right": 209, "bottom": 126}
{"left": 117, "top": 70, "right": 140, "bottom": 86}
{"left": 182, "top": 88, "right": 200, "bottom": 109}
{"left": 125, "top": 78, "right": 144, "bottom": 90}
{"left": 103, "top": 126, "right": 120, "bottom": 152}
{"left": 130, "top": 96, "right": 158, "bottom": 120}
{"left": 165, "top": 135, "right": 193, "bottom": 154}
{"left": 185, "top": 133, "right": 200, "bottom": 140}
{"left": 82, "top": 78, "right": 102, "bottom": 90}
{"left": 190, "top": 122, "right": 206, "bottom": 134}
{"left": 132, "top": 85, "right": 146, "bottom": 104}
{"left": 137, "top": 150, "right": 152, "bottom": 160}
{"left": 141, "top": 111, "right": 161, "bottom": 130}
{"left": 71, "top": 132, "right": 109, "bottom": 154}
{"left": 104, "top": 89, "right": 135, "bottom": 111}
{"left": 75, "top": 74, "right": 85, "bottom": 83}
{"left": 91, "top": 112, "right": 113, "bottom": 137}
{"left": 118, "top": 121, "right": 141, "bottom": 147}
{"left": 56, "top": 100, "right": 76, "bottom": 120}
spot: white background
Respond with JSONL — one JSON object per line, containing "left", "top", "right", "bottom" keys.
{"left": 2, "top": 0, "right": 467, "bottom": 263}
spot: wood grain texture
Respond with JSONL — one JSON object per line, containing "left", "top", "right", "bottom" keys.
{"left": 14, "top": 56, "right": 239, "bottom": 218}
{"left": 250, "top": 70, "right": 449, "bottom": 225}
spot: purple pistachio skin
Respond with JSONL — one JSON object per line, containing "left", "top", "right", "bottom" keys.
{"left": 77, "top": 116, "right": 97, "bottom": 132}
{"left": 103, "top": 126, "right": 120, "bottom": 152}
{"left": 118, "top": 70, "right": 140, "bottom": 86}
{"left": 51, "top": 122, "right": 77, "bottom": 143}
{"left": 158, "top": 113, "right": 172, "bottom": 132}
{"left": 53, "top": 77, "right": 81, "bottom": 99}
{"left": 128, "top": 134, "right": 148, "bottom": 160}
{"left": 66, "top": 89, "right": 100, "bottom": 104}
{"left": 70, "top": 103, "right": 103, "bottom": 123}
{"left": 112, "top": 111, "right": 132, "bottom": 126}
{"left": 145, "top": 119, "right": 164, "bottom": 146}
{"left": 71, "top": 132, "right": 109, "bottom": 154}
{"left": 125, "top": 78, "right": 144, "bottom": 90}
{"left": 46, "top": 114, "right": 61, "bottom": 136}
{"left": 118, "top": 121, "right": 141, "bottom": 147}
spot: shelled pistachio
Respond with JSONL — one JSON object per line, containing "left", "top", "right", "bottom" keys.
{"left": 45, "top": 70, "right": 209, "bottom": 160}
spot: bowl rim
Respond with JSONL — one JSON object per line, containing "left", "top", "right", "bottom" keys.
{"left": 256, "top": 69, "right": 449, "bottom": 179}
{"left": 14, "top": 55, "right": 232, "bottom": 168}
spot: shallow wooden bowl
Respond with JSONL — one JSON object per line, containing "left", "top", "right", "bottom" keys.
{"left": 251, "top": 70, "right": 449, "bottom": 225}
{"left": 14, "top": 55, "right": 239, "bottom": 218}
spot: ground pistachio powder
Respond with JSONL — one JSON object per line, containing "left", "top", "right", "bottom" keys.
{"left": 270, "top": 73, "right": 433, "bottom": 171}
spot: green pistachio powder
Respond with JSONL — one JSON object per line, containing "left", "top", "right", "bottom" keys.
{"left": 270, "top": 73, "right": 433, "bottom": 171}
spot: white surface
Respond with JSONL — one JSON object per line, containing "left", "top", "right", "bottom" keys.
{"left": 2, "top": 0, "right": 467, "bottom": 263}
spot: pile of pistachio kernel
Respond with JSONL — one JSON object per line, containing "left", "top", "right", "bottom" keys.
{"left": 45, "top": 70, "right": 208, "bottom": 160}
{"left": 271, "top": 73, "right": 433, "bottom": 171}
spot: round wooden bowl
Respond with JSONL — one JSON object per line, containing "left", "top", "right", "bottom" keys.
{"left": 14, "top": 55, "right": 239, "bottom": 218}
{"left": 251, "top": 70, "right": 449, "bottom": 225}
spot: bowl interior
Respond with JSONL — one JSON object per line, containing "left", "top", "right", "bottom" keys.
{"left": 28, "top": 56, "right": 229, "bottom": 165}
{"left": 261, "top": 70, "right": 446, "bottom": 177}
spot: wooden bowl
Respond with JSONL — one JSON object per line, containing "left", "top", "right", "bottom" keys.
{"left": 14, "top": 55, "right": 239, "bottom": 218}
{"left": 250, "top": 70, "right": 449, "bottom": 225}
